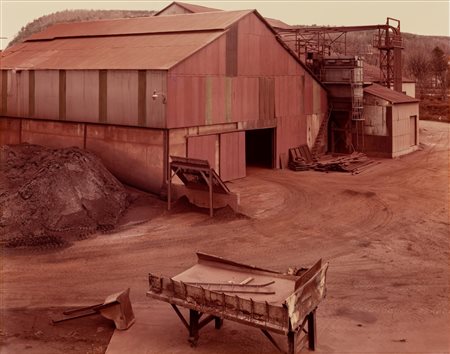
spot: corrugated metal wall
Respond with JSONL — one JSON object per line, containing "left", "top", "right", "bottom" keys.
{"left": 220, "top": 131, "right": 245, "bottom": 181}
{"left": 5, "top": 70, "right": 29, "bottom": 117}
{"left": 187, "top": 134, "right": 218, "bottom": 171}
{"left": 66, "top": 70, "right": 99, "bottom": 122}
{"left": 0, "top": 68, "right": 167, "bottom": 128}
{"left": 167, "top": 11, "right": 327, "bottom": 171}
{"left": 392, "top": 103, "right": 419, "bottom": 154}
{"left": 34, "top": 70, "right": 59, "bottom": 120}
{"left": 107, "top": 70, "right": 139, "bottom": 125}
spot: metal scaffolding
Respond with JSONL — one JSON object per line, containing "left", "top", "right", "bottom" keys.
{"left": 276, "top": 18, "right": 403, "bottom": 92}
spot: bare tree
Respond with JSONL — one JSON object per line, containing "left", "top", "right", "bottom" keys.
{"left": 407, "top": 50, "right": 430, "bottom": 98}
{"left": 430, "top": 46, "right": 448, "bottom": 99}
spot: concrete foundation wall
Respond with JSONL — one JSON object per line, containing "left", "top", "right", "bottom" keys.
{"left": 86, "top": 125, "right": 165, "bottom": 193}
{"left": 21, "top": 120, "right": 85, "bottom": 148}
{"left": 0, "top": 117, "right": 165, "bottom": 193}
{"left": 0, "top": 117, "right": 21, "bottom": 144}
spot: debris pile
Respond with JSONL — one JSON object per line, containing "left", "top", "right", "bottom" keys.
{"left": 288, "top": 145, "right": 317, "bottom": 171}
{"left": 0, "top": 144, "right": 129, "bottom": 248}
{"left": 288, "top": 145, "right": 377, "bottom": 175}
{"left": 314, "top": 152, "right": 377, "bottom": 174}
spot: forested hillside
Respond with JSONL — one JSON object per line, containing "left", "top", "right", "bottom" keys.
{"left": 7, "top": 9, "right": 155, "bottom": 47}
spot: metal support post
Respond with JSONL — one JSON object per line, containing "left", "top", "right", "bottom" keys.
{"left": 188, "top": 309, "right": 200, "bottom": 346}
{"left": 307, "top": 309, "right": 317, "bottom": 350}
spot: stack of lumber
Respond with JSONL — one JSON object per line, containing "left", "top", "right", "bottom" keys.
{"left": 288, "top": 145, "right": 377, "bottom": 174}
{"left": 314, "top": 152, "right": 377, "bottom": 174}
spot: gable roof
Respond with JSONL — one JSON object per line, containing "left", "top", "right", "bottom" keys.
{"left": 154, "top": 1, "right": 221, "bottom": 16}
{"left": 0, "top": 10, "right": 250, "bottom": 70}
{"left": 0, "top": 8, "right": 326, "bottom": 89}
{"left": 265, "top": 17, "right": 292, "bottom": 30}
{"left": 364, "top": 83, "right": 419, "bottom": 104}
{"left": 156, "top": 1, "right": 292, "bottom": 30}
{"left": 25, "top": 10, "right": 250, "bottom": 41}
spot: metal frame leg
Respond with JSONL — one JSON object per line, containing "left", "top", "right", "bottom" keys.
{"left": 214, "top": 317, "right": 223, "bottom": 329}
{"left": 307, "top": 309, "right": 317, "bottom": 350}
{"left": 188, "top": 309, "right": 200, "bottom": 346}
{"left": 287, "top": 330, "right": 296, "bottom": 354}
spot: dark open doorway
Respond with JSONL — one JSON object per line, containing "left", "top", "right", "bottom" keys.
{"left": 245, "top": 128, "right": 275, "bottom": 168}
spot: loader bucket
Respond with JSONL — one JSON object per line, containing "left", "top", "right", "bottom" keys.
{"left": 99, "top": 288, "right": 135, "bottom": 330}
{"left": 52, "top": 288, "right": 135, "bottom": 330}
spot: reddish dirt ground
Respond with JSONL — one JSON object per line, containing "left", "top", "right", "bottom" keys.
{"left": 1, "top": 120, "right": 448, "bottom": 353}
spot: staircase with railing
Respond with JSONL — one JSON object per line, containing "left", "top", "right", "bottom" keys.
{"left": 311, "top": 104, "right": 333, "bottom": 158}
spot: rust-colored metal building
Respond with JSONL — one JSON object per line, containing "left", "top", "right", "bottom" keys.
{"left": 0, "top": 10, "right": 328, "bottom": 193}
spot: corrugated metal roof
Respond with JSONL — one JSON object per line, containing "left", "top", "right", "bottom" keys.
{"left": 155, "top": 1, "right": 221, "bottom": 16}
{"left": 26, "top": 10, "right": 250, "bottom": 41}
{"left": 1, "top": 32, "right": 223, "bottom": 70}
{"left": 364, "top": 83, "right": 419, "bottom": 104}
{"left": 265, "top": 17, "right": 292, "bottom": 30}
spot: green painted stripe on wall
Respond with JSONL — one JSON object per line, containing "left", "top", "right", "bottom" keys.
{"left": 205, "top": 76, "right": 212, "bottom": 125}
{"left": 225, "top": 77, "right": 232, "bottom": 122}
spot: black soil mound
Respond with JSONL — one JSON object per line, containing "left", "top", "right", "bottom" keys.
{"left": 0, "top": 144, "right": 129, "bottom": 248}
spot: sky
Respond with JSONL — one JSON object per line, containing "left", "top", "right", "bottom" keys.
{"left": 0, "top": 0, "right": 449, "bottom": 50}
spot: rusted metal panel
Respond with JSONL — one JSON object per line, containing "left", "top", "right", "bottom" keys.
{"left": 205, "top": 77, "right": 213, "bottom": 125}
{"left": 5, "top": 70, "right": 29, "bottom": 117}
{"left": 28, "top": 70, "right": 35, "bottom": 117}
{"left": 170, "top": 34, "right": 226, "bottom": 76}
{"left": 167, "top": 75, "right": 205, "bottom": 128}
{"left": 187, "top": 134, "right": 218, "bottom": 171}
{"left": 232, "top": 77, "right": 259, "bottom": 122}
{"left": 219, "top": 131, "right": 245, "bottom": 181}
{"left": 1, "top": 33, "right": 225, "bottom": 71}
{"left": 210, "top": 76, "right": 226, "bottom": 125}
{"left": 226, "top": 24, "right": 238, "bottom": 76}
{"left": 155, "top": 2, "right": 221, "bottom": 16}
{"left": 146, "top": 70, "right": 167, "bottom": 128}
{"left": 138, "top": 70, "right": 146, "bottom": 127}
{"left": 304, "top": 76, "right": 314, "bottom": 115}
{"left": 312, "top": 80, "right": 321, "bottom": 114}
{"left": 259, "top": 77, "right": 275, "bottom": 120}
{"left": 66, "top": 70, "right": 99, "bottom": 123}
{"left": 364, "top": 83, "right": 419, "bottom": 103}
{"left": 155, "top": 3, "right": 193, "bottom": 15}
{"left": 34, "top": 70, "right": 59, "bottom": 120}
{"left": 59, "top": 70, "right": 66, "bottom": 120}
{"left": 236, "top": 13, "right": 299, "bottom": 77}
{"left": 225, "top": 77, "right": 232, "bottom": 122}
{"left": 107, "top": 70, "right": 139, "bottom": 126}
{"left": 26, "top": 11, "right": 251, "bottom": 41}
{"left": 99, "top": 70, "right": 107, "bottom": 123}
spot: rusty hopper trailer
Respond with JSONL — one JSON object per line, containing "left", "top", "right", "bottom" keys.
{"left": 147, "top": 253, "right": 328, "bottom": 354}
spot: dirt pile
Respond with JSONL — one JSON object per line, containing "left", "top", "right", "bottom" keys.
{"left": 0, "top": 144, "right": 129, "bottom": 248}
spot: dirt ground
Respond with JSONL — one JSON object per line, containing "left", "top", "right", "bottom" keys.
{"left": 1, "top": 120, "right": 448, "bottom": 354}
